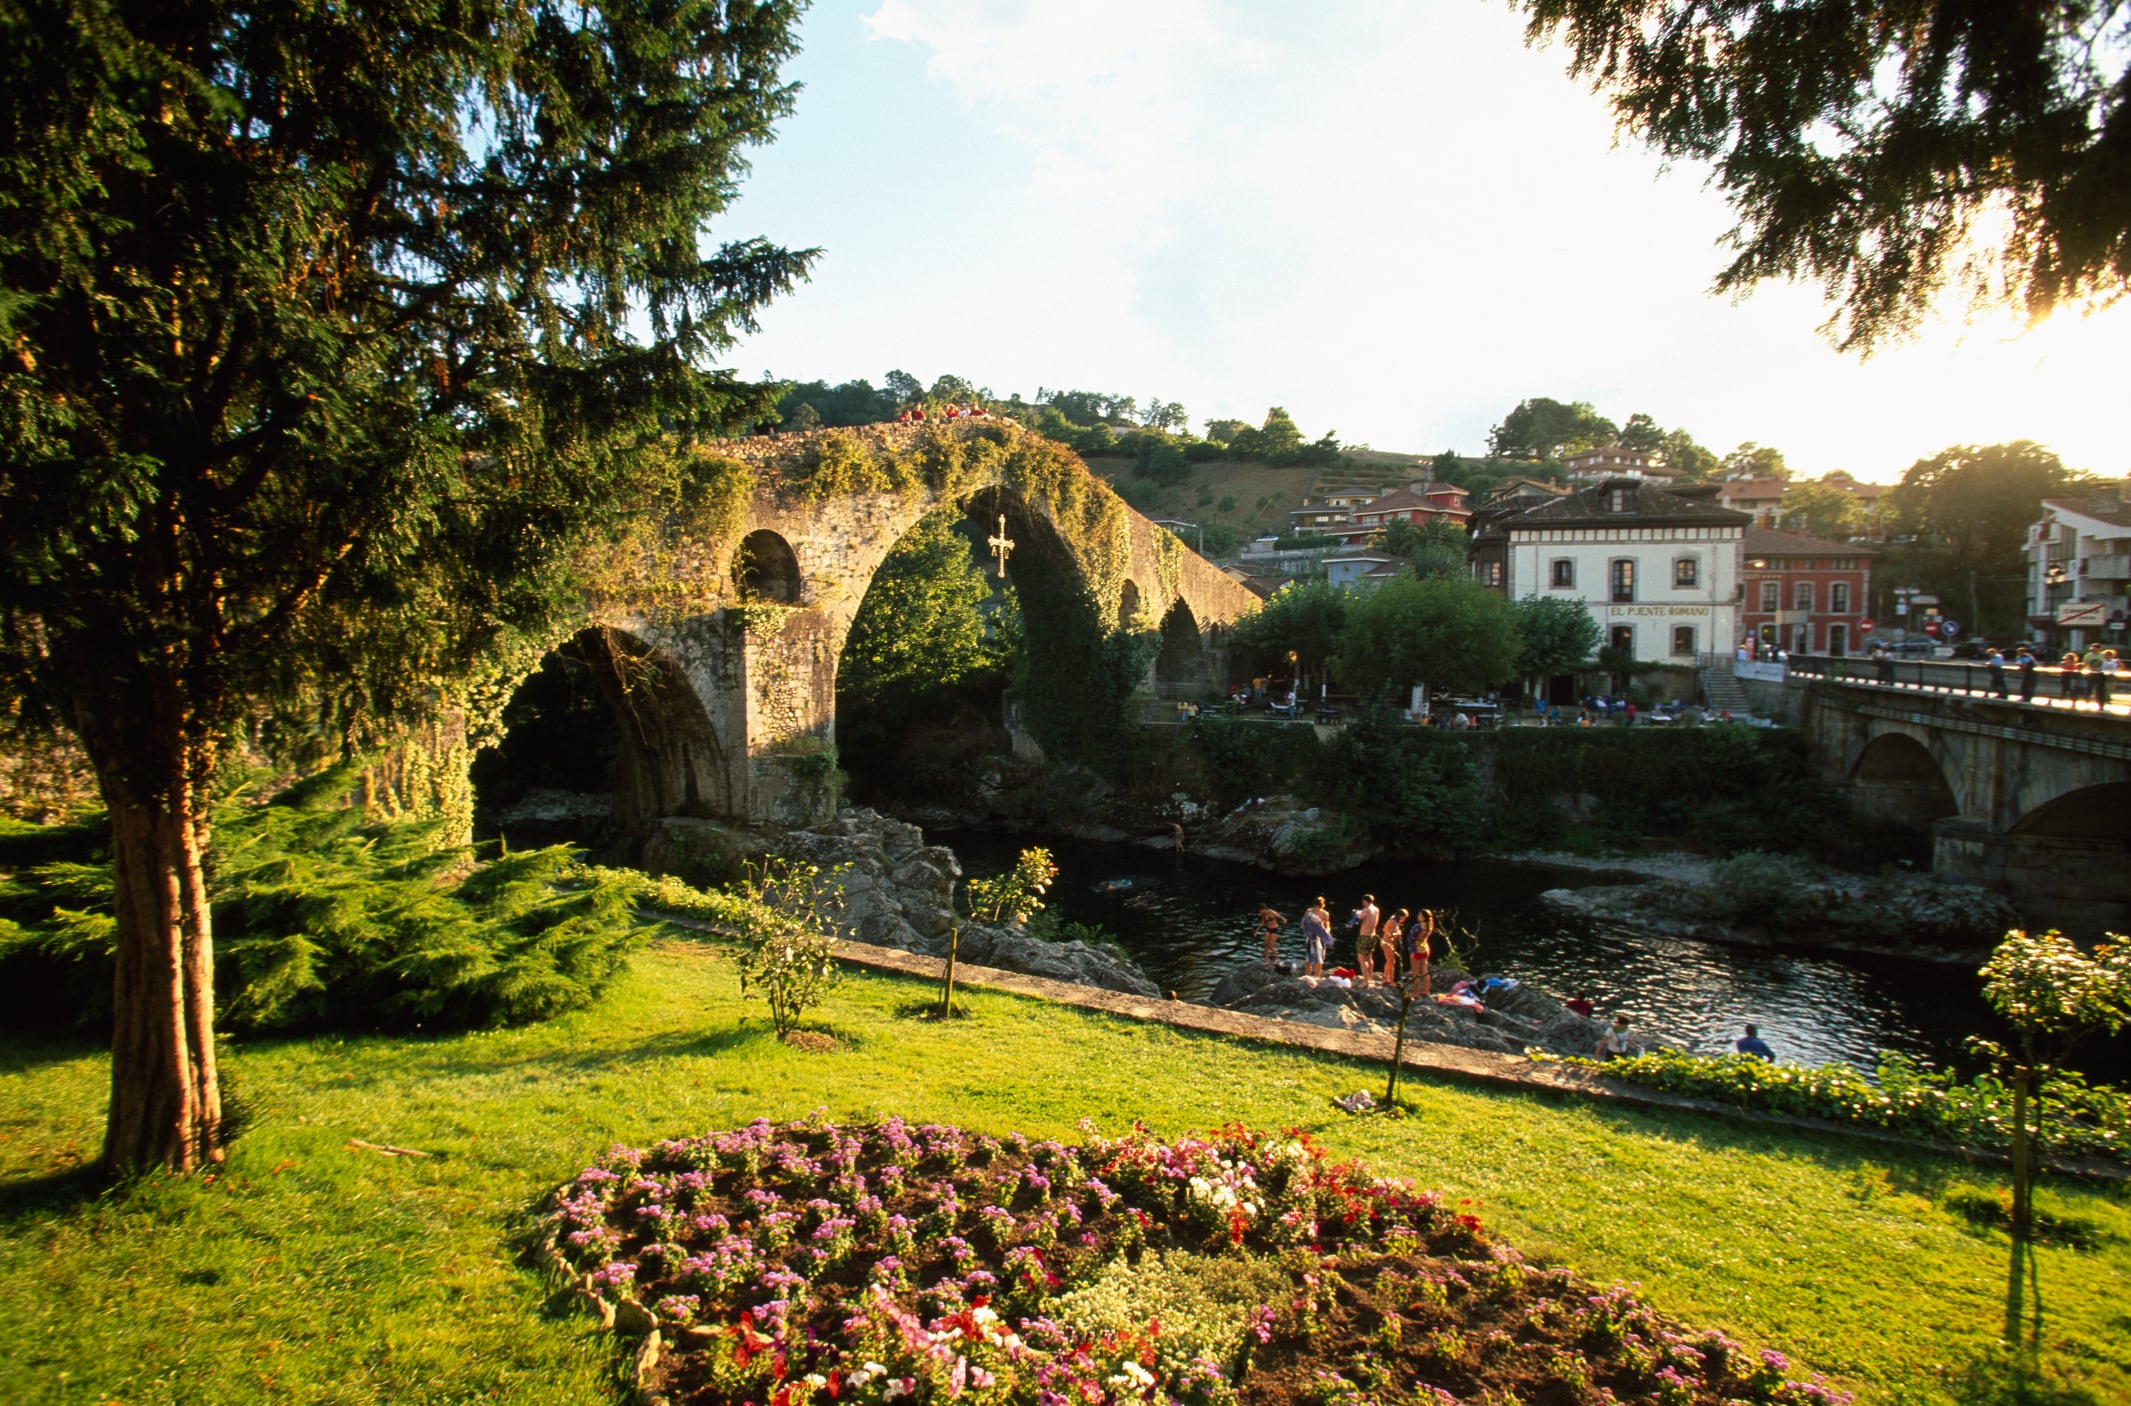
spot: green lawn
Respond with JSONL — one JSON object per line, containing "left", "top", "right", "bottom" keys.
{"left": 2, "top": 938, "right": 2126, "bottom": 1405}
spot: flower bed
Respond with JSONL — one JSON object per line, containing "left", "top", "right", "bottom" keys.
{"left": 542, "top": 1118, "right": 1848, "bottom": 1406}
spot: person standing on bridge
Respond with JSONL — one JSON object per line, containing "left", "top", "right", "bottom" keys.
{"left": 2085, "top": 644, "right": 2111, "bottom": 709}
{"left": 2017, "top": 646, "right": 2038, "bottom": 703}
{"left": 1986, "top": 647, "right": 2008, "bottom": 698}
{"left": 2062, "top": 651, "right": 2087, "bottom": 702}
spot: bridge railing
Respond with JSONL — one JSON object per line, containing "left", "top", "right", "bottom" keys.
{"left": 1786, "top": 652, "right": 2123, "bottom": 709}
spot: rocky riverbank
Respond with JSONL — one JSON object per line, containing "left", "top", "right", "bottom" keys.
{"left": 1203, "top": 963, "right": 1632, "bottom": 1058}
{"left": 646, "top": 808, "right": 1163, "bottom": 999}
{"left": 1526, "top": 851, "right": 2018, "bottom": 964}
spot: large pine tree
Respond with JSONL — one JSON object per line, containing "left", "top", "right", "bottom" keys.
{"left": 0, "top": 0, "right": 814, "bottom": 1170}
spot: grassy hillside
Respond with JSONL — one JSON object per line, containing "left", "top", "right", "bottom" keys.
{"left": 1, "top": 939, "right": 2125, "bottom": 1405}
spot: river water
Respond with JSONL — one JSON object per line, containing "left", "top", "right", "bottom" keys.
{"left": 939, "top": 830, "right": 2006, "bottom": 1072}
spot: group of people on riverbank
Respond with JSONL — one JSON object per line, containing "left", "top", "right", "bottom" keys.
{"left": 1257, "top": 895, "right": 1436, "bottom": 994}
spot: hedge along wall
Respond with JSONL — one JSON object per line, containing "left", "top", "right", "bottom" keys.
{"left": 1162, "top": 718, "right": 1853, "bottom": 858}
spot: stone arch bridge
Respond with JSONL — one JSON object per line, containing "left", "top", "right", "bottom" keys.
{"left": 1792, "top": 680, "right": 2131, "bottom": 932}
{"left": 498, "top": 420, "right": 1256, "bottom": 830}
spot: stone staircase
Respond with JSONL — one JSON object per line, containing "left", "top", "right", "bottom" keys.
{"left": 1698, "top": 660, "right": 1752, "bottom": 714}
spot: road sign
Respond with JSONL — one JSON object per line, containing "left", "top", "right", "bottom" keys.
{"left": 1924, "top": 620, "right": 1940, "bottom": 635}
{"left": 1859, "top": 617, "right": 1875, "bottom": 633}
{"left": 2057, "top": 601, "right": 2107, "bottom": 626}
{"left": 1912, "top": 594, "right": 1941, "bottom": 606}
{"left": 1942, "top": 620, "right": 1961, "bottom": 639}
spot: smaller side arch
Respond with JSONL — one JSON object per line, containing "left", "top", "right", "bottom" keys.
{"left": 1847, "top": 730, "right": 1959, "bottom": 829}
{"left": 1154, "top": 599, "right": 1208, "bottom": 696}
{"left": 734, "top": 529, "right": 802, "bottom": 604}
{"left": 1118, "top": 579, "right": 1144, "bottom": 633}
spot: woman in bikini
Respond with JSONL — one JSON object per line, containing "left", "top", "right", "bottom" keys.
{"left": 1378, "top": 909, "right": 1406, "bottom": 987}
{"left": 1403, "top": 908, "right": 1436, "bottom": 997}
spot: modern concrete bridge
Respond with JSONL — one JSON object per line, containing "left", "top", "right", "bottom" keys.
{"left": 1772, "top": 659, "right": 2131, "bottom": 932}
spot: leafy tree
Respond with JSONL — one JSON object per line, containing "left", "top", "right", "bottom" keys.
{"left": 1721, "top": 442, "right": 1790, "bottom": 481}
{"left": 1333, "top": 576, "right": 1521, "bottom": 699}
{"left": 1618, "top": 413, "right": 1666, "bottom": 453}
{"left": 730, "top": 859, "right": 846, "bottom": 1039}
{"left": 1430, "top": 450, "right": 1464, "bottom": 481}
{"left": 1975, "top": 930, "right": 2131, "bottom": 1241}
{"left": 1510, "top": 595, "right": 1602, "bottom": 690}
{"left": 0, "top": 0, "right": 812, "bottom": 1170}
{"left": 884, "top": 370, "right": 926, "bottom": 408}
{"left": 786, "top": 403, "right": 824, "bottom": 432}
{"left": 1520, "top": 0, "right": 2131, "bottom": 350}
{"left": 1203, "top": 418, "right": 1251, "bottom": 446}
{"left": 774, "top": 379, "right": 898, "bottom": 428}
{"left": 1258, "top": 407, "right": 1307, "bottom": 457}
{"left": 1888, "top": 441, "right": 2084, "bottom": 632}
{"left": 928, "top": 374, "right": 980, "bottom": 404}
{"left": 1487, "top": 398, "right": 1619, "bottom": 461}
{"left": 1778, "top": 478, "right": 1866, "bottom": 541}
{"left": 1375, "top": 518, "right": 1469, "bottom": 579}
{"left": 1659, "top": 428, "right": 1721, "bottom": 482}
{"left": 1143, "top": 399, "right": 1190, "bottom": 432}
{"left": 1230, "top": 580, "right": 1349, "bottom": 686}
{"left": 1132, "top": 433, "right": 1193, "bottom": 487}
{"left": 838, "top": 513, "right": 1001, "bottom": 706}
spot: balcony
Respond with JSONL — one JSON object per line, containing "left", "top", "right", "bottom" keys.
{"left": 2080, "top": 553, "right": 2131, "bottom": 582}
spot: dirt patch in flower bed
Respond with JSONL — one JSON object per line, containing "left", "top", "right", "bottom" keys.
{"left": 539, "top": 1118, "right": 1848, "bottom": 1406}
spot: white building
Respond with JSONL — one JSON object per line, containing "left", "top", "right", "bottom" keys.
{"left": 2024, "top": 483, "right": 2131, "bottom": 649}
{"left": 1501, "top": 478, "right": 1748, "bottom": 663}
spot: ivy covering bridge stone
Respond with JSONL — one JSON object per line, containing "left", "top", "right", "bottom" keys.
{"left": 540, "top": 1116, "right": 1851, "bottom": 1406}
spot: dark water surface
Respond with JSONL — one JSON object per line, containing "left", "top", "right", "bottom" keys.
{"left": 940, "top": 830, "right": 2006, "bottom": 1072}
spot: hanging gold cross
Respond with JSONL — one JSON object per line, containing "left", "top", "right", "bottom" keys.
{"left": 988, "top": 513, "right": 1015, "bottom": 578}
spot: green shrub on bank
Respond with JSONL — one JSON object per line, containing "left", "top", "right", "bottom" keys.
{"left": 1535, "top": 1047, "right": 2131, "bottom": 1166}
{"left": 1702, "top": 851, "right": 1822, "bottom": 918}
{"left": 0, "top": 772, "right": 648, "bottom": 1034}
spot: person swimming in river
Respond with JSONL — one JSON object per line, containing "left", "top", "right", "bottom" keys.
{"left": 1302, "top": 897, "right": 1332, "bottom": 978}
{"left": 1256, "top": 904, "right": 1285, "bottom": 967}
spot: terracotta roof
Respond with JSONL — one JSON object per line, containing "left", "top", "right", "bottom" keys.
{"left": 1353, "top": 486, "right": 1472, "bottom": 518}
{"left": 1741, "top": 526, "right": 1879, "bottom": 558}
{"left": 1504, "top": 479, "right": 1751, "bottom": 531}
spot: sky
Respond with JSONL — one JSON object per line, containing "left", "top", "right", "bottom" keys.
{"left": 718, "top": 0, "right": 2131, "bottom": 484}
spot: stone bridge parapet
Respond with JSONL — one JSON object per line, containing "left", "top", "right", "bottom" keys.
{"left": 1791, "top": 678, "right": 2131, "bottom": 932}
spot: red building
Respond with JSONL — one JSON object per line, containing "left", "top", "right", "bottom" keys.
{"left": 1340, "top": 482, "right": 1471, "bottom": 545}
{"left": 1737, "top": 527, "right": 1877, "bottom": 656}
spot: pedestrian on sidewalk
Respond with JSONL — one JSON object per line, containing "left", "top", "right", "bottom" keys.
{"left": 1986, "top": 647, "right": 2008, "bottom": 698}
{"left": 2017, "top": 646, "right": 2038, "bottom": 702}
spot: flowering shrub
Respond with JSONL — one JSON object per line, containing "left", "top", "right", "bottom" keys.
{"left": 545, "top": 1117, "right": 1851, "bottom": 1406}
{"left": 1535, "top": 1047, "right": 2131, "bottom": 1165}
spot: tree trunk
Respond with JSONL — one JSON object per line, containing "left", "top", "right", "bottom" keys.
{"left": 2008, "top": 1068, "right": 2031, "bottom": 1242}
{"left": 94, "top": 749, "right": 224, "bottom": 1173}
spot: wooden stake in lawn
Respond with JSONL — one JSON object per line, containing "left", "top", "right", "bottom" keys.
{"left": 1385, "top": 982, "right": 1417, "bottom": 1108}
{"left": 940, "top": 897, "right": 963, "bottom": 1019}
{"left": 1388, "top": 907, "right": 1471, "bottom": 1110}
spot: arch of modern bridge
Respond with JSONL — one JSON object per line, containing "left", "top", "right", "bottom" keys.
{"left": 1789, "top": 673, "right": 2131, "bottom": 932}
{"left": 546, "top": 420, "right": 1257, "bottom": 827}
